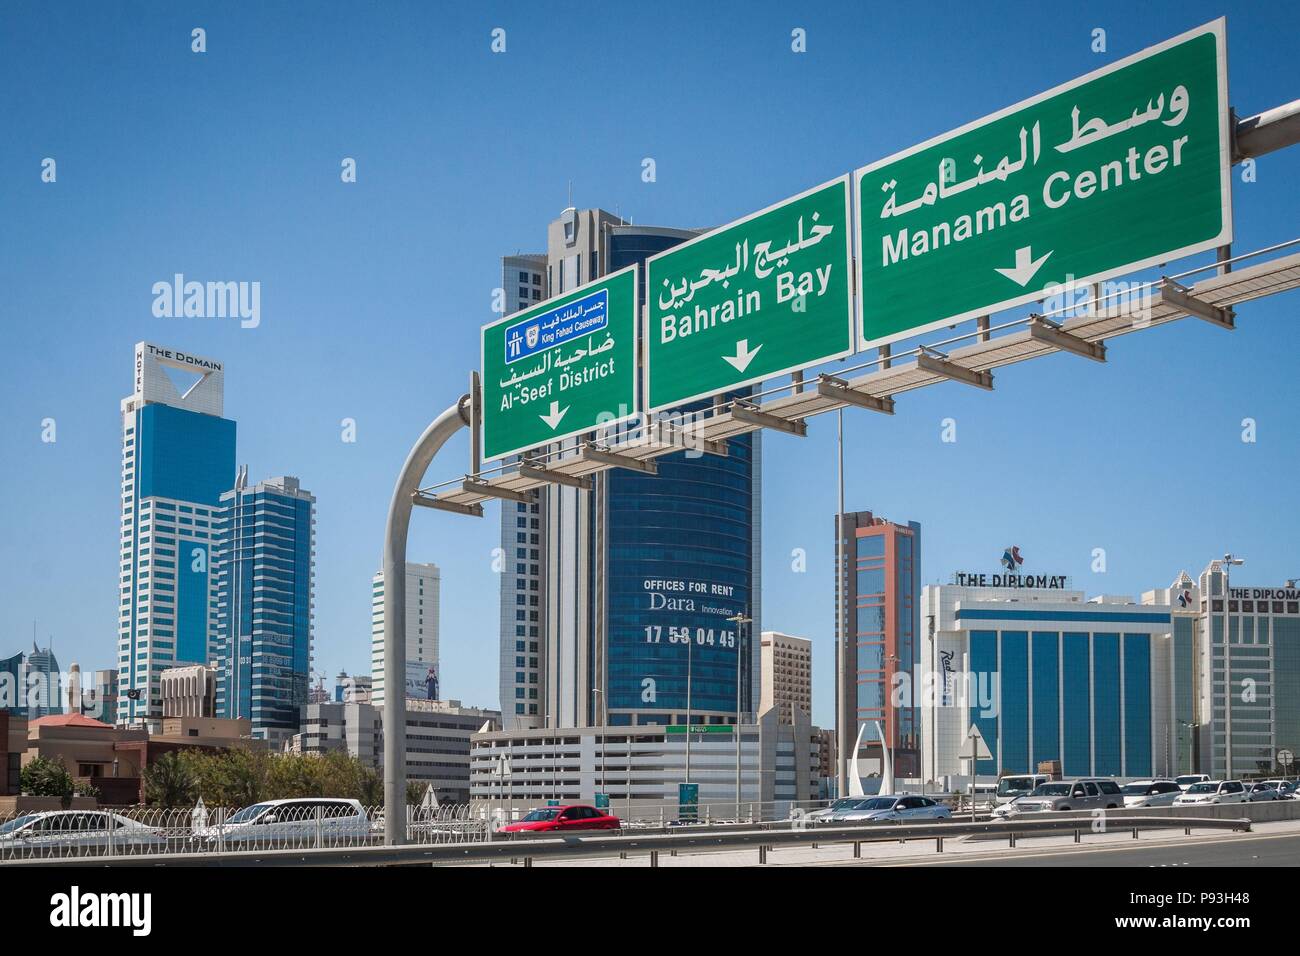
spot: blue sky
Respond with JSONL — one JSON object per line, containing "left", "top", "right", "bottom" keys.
{"left": 1, "top": 1, "right": 1297, "bottom": 726}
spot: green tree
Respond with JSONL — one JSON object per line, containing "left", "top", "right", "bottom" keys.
{"left": 20, "top": 756, "right": 73, "bottom": 798}
{"left": 143, "top": 751, "right": 198, "bottom": 808}
{"left": 266, "top": 752, "right": 325, "bottom": 800}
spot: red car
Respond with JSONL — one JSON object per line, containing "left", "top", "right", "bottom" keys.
{"left": 500, "top": 805, "right": 621, "bottom": 833}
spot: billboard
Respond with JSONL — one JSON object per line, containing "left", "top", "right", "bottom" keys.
{"left": 405, "top": 662, "right": 439, "bottom": 701}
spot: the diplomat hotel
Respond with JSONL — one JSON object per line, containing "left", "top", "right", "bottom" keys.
{"left": 921, "top": 558, "right": 1300, "bottom": 784}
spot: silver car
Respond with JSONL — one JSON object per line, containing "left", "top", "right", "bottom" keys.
{"left": 0, "top": 810, "right": 166, "bottom": 851}
{"left": 995, "top": 779, "right": 1124, "bottom": 815}
{"left": 806, "top": 798, "right": 873, "bottom": 822}
{"left": 836, "top": 795, "right": 952, "bottom": 823}
{"left": 193, "top": 797, "right": 373, "bottom": 846}
{"left": 1257, "top": 779, "right": 1297, "bottom": 800}
{"left": 1246, "top": 782, "right": 1282, "bottom": 802}
{"left": 1121, "top": 779, "right": 1183, "bottom": 808}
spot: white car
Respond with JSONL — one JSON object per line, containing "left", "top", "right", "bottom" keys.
{"left": 993, "top": 774, "right": 1050, "bottom": 806}
{"left": 835, "top": 795, "right": 952, "bottom": 823}
{"left": 1173, "top": 780, "right": 1249, "bottom": 806}
{"left": 1121, "top": 780, "right": 1184, "bottom": 808}
{"left": 193, "top": 798, "right": 372, "bottom": 846}
{"left": 1175, "top": 773, "right": 1211, "bottom": 791}
{"left": 0, "top": 810, "right": 166, "bottom": 851}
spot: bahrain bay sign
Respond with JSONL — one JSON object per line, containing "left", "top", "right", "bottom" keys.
{"left": 481, "top": 264, "right": 638, "bottom": 461}
{"left": 645, "top": 176, "right": 854, "bottom": 412}
{"left": 856, "top": 18, "right": 1231, "bottom": 348}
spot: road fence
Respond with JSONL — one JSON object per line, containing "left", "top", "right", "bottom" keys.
{"left": 5, "top": 812, "right": 1252, "bottom": 868}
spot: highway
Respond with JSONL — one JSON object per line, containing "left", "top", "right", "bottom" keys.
{"left": 893, "top": 829, "right": 1300, "bottom": 867}
{"left": 498, "top": 819, "right": 1300, "bottom": 868}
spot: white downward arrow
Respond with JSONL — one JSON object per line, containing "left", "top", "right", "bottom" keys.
{"left": 722, "top": 339, "right": 763, "bottom": 373}
{"left": 994, "top": 245, "right": 1053, "bottom": 287}
{"left": 539, "top": 401, "right": 569, "bottom": 430}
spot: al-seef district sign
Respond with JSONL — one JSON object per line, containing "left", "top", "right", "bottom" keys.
{"left": 856, "top": 18, "right": 1231, "bottom": 348}
{"left": 481, "top": 265, "right": 638, "bottom": 461}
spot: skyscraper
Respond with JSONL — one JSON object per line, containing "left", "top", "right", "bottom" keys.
{"left": 0, "top": 644, "right": 62, "bottom": 719}
{"left": 118, "top": 343, "right": 235, "bottom": 725}
{"left": 760, "top": 631, "right": 813, "bottom": 724}
{"left": 1178, "top": 561, "right": 1300, "bottom": 778}
{"left": 213, "top": 469, "right": 315, "bottom": 743}
{"left": 370, "top": 562, "right": 440, "bottom": 706}
{"left": 0, "top": 652, "right": 23, "bottom": 717}
{"left": 497, "top": 210, "right": 762, "bottom": 731}
{"left": 834, "top": 511, "right": 921, "bottom": 788}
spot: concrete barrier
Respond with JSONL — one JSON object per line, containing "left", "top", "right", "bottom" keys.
{"left": 968, "top": 798, "right": 1299, "bottom": 839}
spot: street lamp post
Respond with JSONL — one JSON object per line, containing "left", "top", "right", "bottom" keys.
{"left": 684, "top": 637, "right": 693, "bottom": 786}
{"left": 543, "top": 712, "right": 557, "bottom": 801}
{"left": 1223, "top": 553, "right": 1245, "bottom": 778}
{"left": 727, "top": 612, "right": 752, "bottom": 821}
{"left": 1175, "top": 718, "right": 1197, "bottom": 777}
{"left": 885, "top": 653, "right": 899, "bottom": 795}
{"left": 592, "top": 687, "right": 606, "bottom": 801}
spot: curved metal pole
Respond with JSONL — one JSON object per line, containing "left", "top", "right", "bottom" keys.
{"left": 384, "top": 395, "right": 471, "bottom": 845}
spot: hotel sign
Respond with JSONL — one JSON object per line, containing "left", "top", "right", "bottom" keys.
{"left": 952, "top": 572, "right": 1070, "bottom": 589}
{"left": 1229, "top": 587, "right": 1300, "bottom": 602}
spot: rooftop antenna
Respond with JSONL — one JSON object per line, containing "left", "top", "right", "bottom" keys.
{"left": 567, "top": 179, "right": 572, "bottom": 209}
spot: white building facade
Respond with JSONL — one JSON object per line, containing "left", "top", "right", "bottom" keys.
{"left": 370, "top": 562, "right": 440, "bottom": 706}
{"left": 920, "top": 580, "right": 1187, "bottom": 784}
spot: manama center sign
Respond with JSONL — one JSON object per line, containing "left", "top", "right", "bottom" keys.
{"left": 857, "top": 18, "right": 1231, "bottom": 348}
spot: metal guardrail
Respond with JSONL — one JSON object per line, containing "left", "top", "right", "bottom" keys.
{"left": 0, "top": 803, "right": 486, "bottom": 862}
{"left": 6, "top": 813, "right": 1249, "bottom": 868}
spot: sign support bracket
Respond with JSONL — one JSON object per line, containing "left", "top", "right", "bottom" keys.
{"left": 580, "top": 442, "right": 659, "bottom": 474}
{"left": 1162, "top": 278, "right": 1235, "bottom": 331}
{"left": 518, "top": 462, "right": 593, "bottom": 491}
{"left": 915, "top": 351, "right": 994, "bottom": 391}
{"left": 817, "top": 375, "right": 895, "bottom": 414}
{"left": 654, "top": 419, "right": 730, "bottom": 457}
{"left": 1027, "top": 315, "right": 1107, "bottom": 363}
{"left": 412, "top": 490, "right": 483, "bottom": 518}
{"left": 460, "top": 478, "right": 534, "bottom": 503}
{"left": 730, "top": 401, "right": 808, "bottom": 437}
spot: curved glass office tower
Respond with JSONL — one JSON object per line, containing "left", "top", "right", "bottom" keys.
{"left": 498, "top": 215, "right": 761, "bottom": 730}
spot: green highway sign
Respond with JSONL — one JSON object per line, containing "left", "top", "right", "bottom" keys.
{"left": 856, "top": 19, "right": 1231, "bottom": 348}
{"left": 645, "top": 176, "right": 854, "bottom": 412}
{"left": 481, "top": 265, "right": 639, "bottom": 462}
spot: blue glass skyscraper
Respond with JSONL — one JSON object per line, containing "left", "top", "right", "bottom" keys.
{"left": 214, "top": 469, "right": 315, "bottom": 743}
{"left": 118, "top": 343, "right": 235, "bottom": 725}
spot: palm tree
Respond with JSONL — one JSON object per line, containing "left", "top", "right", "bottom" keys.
{"left": 143, "top": 751, "right": 197, "bottom": 809}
